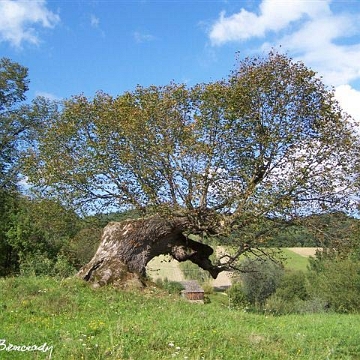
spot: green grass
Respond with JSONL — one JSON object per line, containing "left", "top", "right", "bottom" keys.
{"left": 281, "top": 249, "right": 312, "bottom": 272}
{"left": 1, "top": 276, "right": 360, "bottom": 359}
{"left": 226, "top": 247, "right": 313, "bottom": 273}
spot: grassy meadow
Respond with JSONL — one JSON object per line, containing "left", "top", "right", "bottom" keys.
{"left": 1, "top": 275, "right": 360, "bottom": 359}
{"left": 281, "top": 248, "right": 314, "bottom": 272}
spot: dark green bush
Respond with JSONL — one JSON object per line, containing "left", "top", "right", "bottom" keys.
{"left": 307, "top": 258, "right": 360, "bottom": 313}
{"left": 275, "top": 270, "right": 309, "bottom": 302}
{"left": 19, "top": 252, "right": 54, "bottom": 276}
{"left": 227, "top": 283, "right": 250, "bottom": 309}
{"left": 19, "top": 252, "right": 77, "bottom": 278}
{"left": 264, "top": 270, "right": 312, "bottom": 315}
{"left": 239, "top": 258, "right": 284, "bottom": 307}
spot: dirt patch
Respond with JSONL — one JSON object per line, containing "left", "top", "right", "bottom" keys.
{"left": 287, "top": 247, "right": 321, "bottom": 257}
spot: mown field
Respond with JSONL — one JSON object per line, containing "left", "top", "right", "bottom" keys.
{"left": 1, "top": 276, "right": 360, "bottom": 359}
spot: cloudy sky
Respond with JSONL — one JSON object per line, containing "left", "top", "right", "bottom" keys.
{"left": 1, "top": 0, "right": 360, "bottom": 122}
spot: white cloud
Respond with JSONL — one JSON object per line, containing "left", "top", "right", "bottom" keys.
{"left": 335, "top": 85, "right": 360, "bottom": 127}
{"left": 133, "top": 31, "right": 156, "bottom": 43}
{"left": 274, "top": 14, "right": 360, "bottom": 87}
{"left": 209, "top": 0, "right": 360, "bottom": 128}
{"left": 0, "top": 0, "right": 60, "bottom": 47}
{"left": 17, "top": 175, "right": 30, "bottom": 189}
{"left": 209, "top": 0, "right": 331, "bottom": 45}
{"left": 90, "top": 14, "right": 99, "bottom": 28}
{"left": 35, "top": 91, "right": 61, "bottom": 101}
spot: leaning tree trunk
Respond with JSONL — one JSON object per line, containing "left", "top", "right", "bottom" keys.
{"left": 77, "top": 215, "right": 223, "bottom": 288}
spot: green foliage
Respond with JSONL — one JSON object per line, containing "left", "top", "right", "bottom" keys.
{"left": 0, "top": 58, "right": 29, "bottom": 108}
{"left": 255, "top": 243, "right": 360, "bottom": 315}
{"left": 0, "top": 189, "right": 19, "bottom": 275}
{"left": 265, "top": 294, "right": 328, "bottom": 315}
{"left": 85, "top": 209, "right": 142, "bottom": 228}
{"left": 307, "top": 257, "right": 360, "bottom": 313}
{"left": 303, "top": 216, "right": 360, "bottom": 313}
{"left": 239, "top": 258, "right": 284, "bottom": 307}
{"left": 227, "top": 283, "right": 250, "bottom": 309}
{"left": 52, "top": 254, "right": 77, "bottom": 278}
{"left": 0, "top": 57, "right": 86, "bottom": 277}
{"left": 19, "top": 253, "right": 76, "bottom": 278}
{"left": 304, "top": 212, "right": 360, "bottom": 252}
{"left": 65, "top": 227, "right": 101, "bottom": 268}
{"left": 265, "top": 213, "right": 359, "bottom": 248}
{"left": 266, "top": 226, "right": 316, "bottom": 247}
{"left": 201, "top": 282, "right": 215, "bottom": 295}
{"left": 225, "top": 256, "right": 286, "bottom": 311}
{"left": 7, "top": 197, "right": 79, "bottom": 255}
{"left": 0, "top": 195, "right": 81, "bottom": 277}
{"left": 0, "top": 198, "right": 147, "bottom": 279}
{"left": 264, "top": 270, "right": 313, "bottom": 315}
{"left": 0, "top": 58, "right": 30, "bottom": 188}
{"left": 275, "top": 270, "right": 309, "bottom": 302}
{"left": 19, "top": 252, "right": 54, "bottom": 276}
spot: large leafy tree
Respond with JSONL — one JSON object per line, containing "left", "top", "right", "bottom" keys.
{"left": 0, "top": 58, "right": 30, "bottom": 275}
{"left": 24, "top": 52, "right": 360, "bottom": 287}
{"left": 0, "top": 57, "right": 51, "bottom": 189}
{"left": 0, "top": 58, "right": 30, "bottom": 189}
{"left": 0, "top": 58, "right": 63, "bottom": 276}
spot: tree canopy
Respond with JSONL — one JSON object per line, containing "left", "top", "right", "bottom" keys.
{"left": 24, "top": 52, "right": 360, "bottom": 252}
{"left": 0, "top": 58, "right": 50, "bottom": 190}
{"left": 0, "top": 58, "right": 30, "bottom": 188}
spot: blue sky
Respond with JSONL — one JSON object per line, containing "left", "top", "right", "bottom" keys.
{"left": 1, "top": 0, "right": 360, "bottom": 124}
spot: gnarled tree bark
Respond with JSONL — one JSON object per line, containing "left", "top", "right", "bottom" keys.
{"left": 77, "top": 215, "right": 223, "bottom": 288}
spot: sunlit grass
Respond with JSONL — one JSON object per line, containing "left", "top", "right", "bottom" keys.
{"left": 1, "top": 276, "right": 359, "bottom": 359}
{"left": 282, "top": 248, "right": 312, "bottom": 272}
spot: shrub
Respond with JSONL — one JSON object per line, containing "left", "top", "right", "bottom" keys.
{"left": 265, "top": 294, "right": 329, "bottom": 315}
{"left": 227, "top": 283, "right": 250, "bottom": 309}
{"left": 53, "top": 254, "right": 77, "bottom": 278}
{"left": 307, "top": 258, "right": 360, "bottom": 313}
{"left": 66, "top": 227, "right": 102, "bottom": 268}
{"left": 264, "top": 294, "right": 294, "bottom": 315}
{"left": 275, "top": 270, "right": 309, "bottom": 302}
{"left": 155, "top": 278, "right": 184, "bottom": 295}
{"left": 239, "top": 258, "right": 284, "bottom": 307}
{"left": 298, "top": 297, "right": 329, "bottom": 314}
{"left": 19, "top": 252, "right": 54, "bottom": 276}
{"left": 202, "top": 282, "right": 214, "bottom": 295}
{"left": 19, "top": 252, "right": 77, "bottom": 278}
{"left": 264, "top": 270, "right": 311, "bottom": 315}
